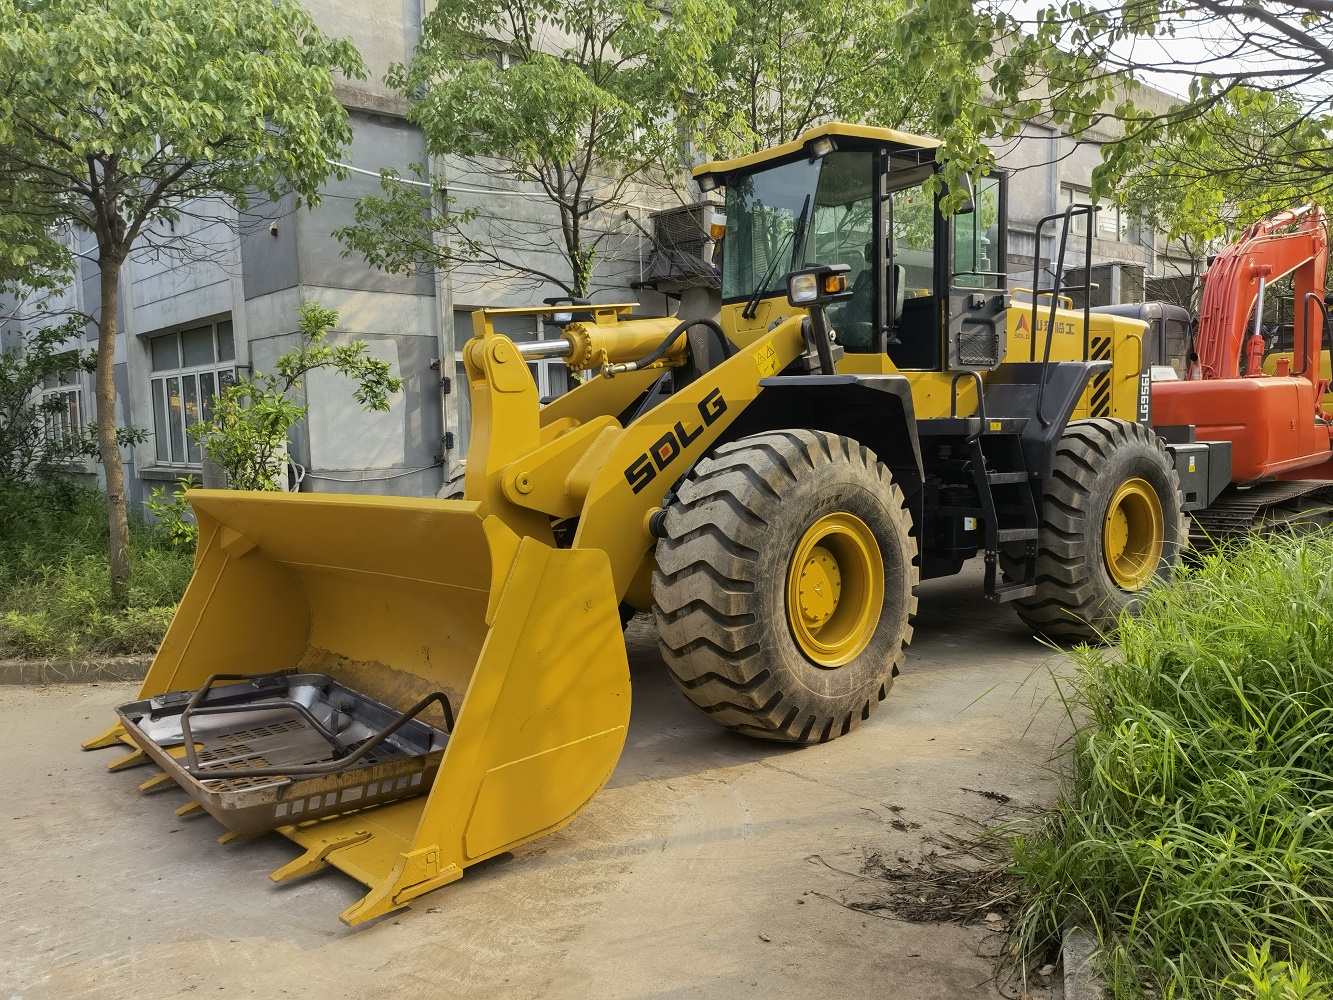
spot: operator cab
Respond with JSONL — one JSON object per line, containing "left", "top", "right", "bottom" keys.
{"left": 695, "top": 123, "right": 1008, "bottom": 372}
{"left": 1092, "top": 301, "right": 1193, "bottom": 379}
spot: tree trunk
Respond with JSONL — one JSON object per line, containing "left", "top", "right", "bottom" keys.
{"left": 97, "top": 258, "right": 132, "bottom": 608}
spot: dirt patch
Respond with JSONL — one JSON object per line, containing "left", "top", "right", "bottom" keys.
{"left": 807, "top": 830, "right": 1063, "bottom": 999}
{"left": 811, "top": 832, "right": 1022, "bottom": 927}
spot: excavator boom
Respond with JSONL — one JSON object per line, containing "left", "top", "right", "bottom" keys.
{"left": 1192, "top": 203, "right": 1328, "bottom": 380}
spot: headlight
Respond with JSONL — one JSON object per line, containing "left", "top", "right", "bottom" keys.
{"left": 787, "top": 272, "right": 819, "bottom": 304}
{"left": 785, "top": 264, "right": 852, "bottom": 307}
{"left": 805, "top": 136, "right": 835, "bottom": 160}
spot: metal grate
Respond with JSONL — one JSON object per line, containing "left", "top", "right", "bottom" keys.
{"left": 117, "top": 673, "right": 452, "bottom": 835}
{"left": 193, "top": 712, "right": 399, "bottom": 792}
{"left": 958, "top": 325, "right": 1001, "bottom": 367}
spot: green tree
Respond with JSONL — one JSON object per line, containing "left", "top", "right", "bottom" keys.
{"left": 1109, "top": 92, "right": 1321, "bottom": 246}
{"left": 193, "top": 304, "right": 403, "bottom": 492}
{"left": 698, "top": 0, "right": 971, "bottom": 156}
{"left": 333, "top": 166, "right": 478, "bottom": 283}
{"left": 0, "top": 0, "right": 365, "bottom": 604}
{"left": 339, "top": 0, "right": 731, "bottom": 298}
{"left": 886, "top": 0, "right": 1333, "bottom": 233}
{"left": 0, "top": 220, "right": 70, "bottom": 295}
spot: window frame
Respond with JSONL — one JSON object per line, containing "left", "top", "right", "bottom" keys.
{"left": 40, "top": 353, "right": 86, "bottom": 446}
{"left": 1060, "top": 184, "right": 1091, "bottom": 236}
{"left": 1061, "top": 183, "right": 1128, "bottom": 242}
{"left": 950, "top": 172, "right": 1008, "bottom": 290}
{"left": 147, "top": 318, "right": 236, "bottom": 468}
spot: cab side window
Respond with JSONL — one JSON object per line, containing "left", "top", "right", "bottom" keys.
{"left": 886, "top": 167, "right": 940, "bottom": 370}
{"left": 952, "top": 176, "right": 1003, "bottom": 290}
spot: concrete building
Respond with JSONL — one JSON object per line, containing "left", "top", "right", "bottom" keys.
{"left": 993, "top": 115, "right": 1205, "bottom": 309}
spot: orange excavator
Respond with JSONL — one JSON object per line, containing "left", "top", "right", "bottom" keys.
{"left": 1150, "top": 203, "right": 1333, "bottom": 539}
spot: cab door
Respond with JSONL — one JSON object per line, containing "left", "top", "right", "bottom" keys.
{"left": 881, "top": 163, "right": 944, "bottom": 370}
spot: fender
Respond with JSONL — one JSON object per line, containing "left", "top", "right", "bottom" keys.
{"left": 710, "top": 374, "right": 925, "bottom": 530}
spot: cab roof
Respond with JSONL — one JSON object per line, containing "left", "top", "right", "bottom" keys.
{"left": 691, "top": 121, "right": 942, "bottom": 186}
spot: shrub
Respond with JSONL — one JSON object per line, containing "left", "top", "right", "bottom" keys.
{"left": 0, "top": 479, "right": 193, "bottom": 658}
{"left": 1010, "top": 529, "right": 1333, "bottom": 999}
{"left": 192, "top": 303, "right": 401, "bottom": 490}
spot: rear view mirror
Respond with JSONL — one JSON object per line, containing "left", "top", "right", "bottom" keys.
{"left": 950, "top": 174, "right": 976, "bottom": 216}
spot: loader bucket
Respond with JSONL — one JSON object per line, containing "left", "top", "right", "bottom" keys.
{"left": 85, "top": 490, "right": 631, "bottom": 926}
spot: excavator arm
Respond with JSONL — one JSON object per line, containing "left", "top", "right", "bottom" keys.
{"left": 1192, "top": 203, "right": 1328, "bottom": 381}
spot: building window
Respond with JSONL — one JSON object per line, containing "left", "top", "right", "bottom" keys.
{"left": 1061, "top": 184, "right": 1127, "bottom": 241}
{"left": 42, "top": 356, "right": 84, "bottom": 443}
{"left": 1060, "top": 184, "right": 1090, "bottom": 236}
{"left": 1097, "top": 203, "right": 1126, "bottom": 241}
{"left": 148, "top": 319, "right": 236, "bottom": 466}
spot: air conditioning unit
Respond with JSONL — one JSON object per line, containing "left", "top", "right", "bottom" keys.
{"left": 638, "top": 201, "right": 723, "bottom": 294}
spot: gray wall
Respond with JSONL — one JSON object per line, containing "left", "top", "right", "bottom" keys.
{"left": 990, "top": 124, "right": 1159, "bottom": 297}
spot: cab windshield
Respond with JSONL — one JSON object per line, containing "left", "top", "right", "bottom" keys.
{"left": 721, "top": 151, "right": 874, "bottom": 308}
{"left": 721, "top": 158, "right": 819, "bottom": 302}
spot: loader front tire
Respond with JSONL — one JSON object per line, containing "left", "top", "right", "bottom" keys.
{"left": 652, "top": 430, "right": 918, "bottom": 743}
{"left": 1002, "top": 418, "right": 1185, "bottom": 642}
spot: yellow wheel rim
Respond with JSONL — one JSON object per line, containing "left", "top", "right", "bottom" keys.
{"left": 1102, "top": 477, "right": 1164, "bottom": 591}
{"left": 786, "top": 512, "right": 884, "bottom": 668}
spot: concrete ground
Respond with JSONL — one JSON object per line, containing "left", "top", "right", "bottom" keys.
{"left": 0, "top": 563, "right": 1070, "bottom": 1000}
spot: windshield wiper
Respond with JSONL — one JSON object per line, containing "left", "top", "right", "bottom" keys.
{"left": 742, "top": 193, "right": 810, "bottom": 320}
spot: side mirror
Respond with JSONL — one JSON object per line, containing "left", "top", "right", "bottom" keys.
{"left": 949, "top": 174, "right": 976, "bottom": 216}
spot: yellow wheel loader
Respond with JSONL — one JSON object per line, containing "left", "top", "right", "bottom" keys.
{"left": 85, "top": 122, "right": 1205, "bottom": 925}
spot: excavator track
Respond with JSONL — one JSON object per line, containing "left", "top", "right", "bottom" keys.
{"left": 1189, "top": 480, "right": 1333, "bottom": 548}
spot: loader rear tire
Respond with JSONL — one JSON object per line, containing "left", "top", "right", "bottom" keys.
{"left": 1001, "top": 418, "right": 1185, "bottom": 642}
{"left": 437, "top": 464, "right": 466, "bottom": 500}
{"left": 652, "top": 429, "right": 918, "bottom": 743}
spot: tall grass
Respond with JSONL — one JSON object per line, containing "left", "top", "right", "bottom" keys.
{"left": 0, "top": 479, "right": 193, "bottom": 658}
{"left": 1011, "top": 529, "right": 1333, "bottom": 1000}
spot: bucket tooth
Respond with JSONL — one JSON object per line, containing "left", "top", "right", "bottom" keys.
{"left": 138, "top": 771, "right": 175, "bottom": 793}
{"left": 82, "top": 722, "right": 128, "bottom": 750}
{"left": 269, "top": 828, "right": 373, "bottom": 883}
{"left": 174, "top": 801, "right": 205, "bottom": 817}
{"left": 217, "top": 830, "right": 254, "bottom": 845}
{"left": 339, "top": 846, "right": 462, "bottom": 927}
{"left": 106, "top": 747, "right": 150, "bottom": 772}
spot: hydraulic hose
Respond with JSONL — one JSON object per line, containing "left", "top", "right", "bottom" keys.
{"left": 603, "top": 317, "right": 733, "bottom": 377}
